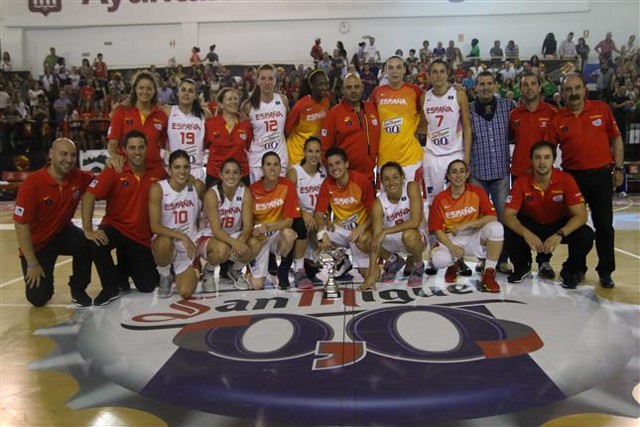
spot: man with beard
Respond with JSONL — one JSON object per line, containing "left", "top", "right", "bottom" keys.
{"left": 503, "top": 141, "right": 594, "bottom": 288}
{"left": 548, "top": 73, "right": 623, "bottom": 288}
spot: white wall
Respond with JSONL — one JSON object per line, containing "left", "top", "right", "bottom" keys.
{"left": 3, "top": 1, "right": 638, "bottom": 74}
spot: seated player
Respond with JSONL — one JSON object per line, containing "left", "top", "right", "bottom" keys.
{"left": 361, "top": 162, "right": 428, "bottom": 290}
{"left": 503, "top": 141, "right": 594, "bottom": 288}
{"left": 314, "top": 146, "right": 374, "bottom": 280}
{"left": 149, "top": 149, "right": 205, "bottom": 299}
{"left": 199, "top": 158, "right": 260, "bottom": 291}
{"left": 82, "top": 130, "right": 166, "bottom": 305}
{"left": 248, "top": 152, "right": 300, "bottom": 290}
{"left": 286, "top": 137, "right": 327, "bottom": 288}
{"left": 429, "top": 160, "right": 503, "bottom": 293}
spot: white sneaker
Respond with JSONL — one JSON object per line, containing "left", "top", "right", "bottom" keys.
{"left": 202, "top": 264, "right": 217, "bottom": 293}
{"left": 228, "top": 268, "right": 250, "bottom": 290}
{"left": 157, "top": 274, "right": 172, "bottom": 299}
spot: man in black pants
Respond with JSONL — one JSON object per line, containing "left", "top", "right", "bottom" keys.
{"left": 82, "top": 130, "right": 165, "bottom": 305}
{"left": 14, "top": 138, "right": 94, "bottom": 307}
{"left": 548, "top": 73, "right": 623, "bottom": 288}
{"left": 503, "top": 141, "right": 594, "bottom": 288}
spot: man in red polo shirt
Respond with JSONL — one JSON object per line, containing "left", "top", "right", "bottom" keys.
{"left": 503, "top": 141, "right": 594, "bottom": 288}
{"left": 14, "top": 138, "right": 94, "bottom": 307}
{"left": 82, "top": 130, "right": 165, "bottom": 306}
{"left": 321, "top": 73, "right": 379, "bottom": 183}
{"left": 548, "top": 73, "right": 623, "bottom": 288}
{"left": 509, "top": 72, "right": 557, "bottom": 179}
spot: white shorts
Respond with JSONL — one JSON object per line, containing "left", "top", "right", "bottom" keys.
{"left": 191, "top": 167, "right": 206, "bottom": 183}
{"left": 327, "top": 226, "right": 369, "bottom": 269}
{"left": 423, "top": 149, "right": 463, "bottom": 205}
{"left": 381, "top": 230, "right": 428, "bottom": 254}
{"left": 197, "top": 231, "right": 242, "bottom": 259}
{"left": 152, "top": 235, "right": 196, "bottom": 275}
{"left": 249, "top": 231, "right": 282, "bottom": 278}
{"left": 431, "top": 229, "right": 485, "bottom": 269}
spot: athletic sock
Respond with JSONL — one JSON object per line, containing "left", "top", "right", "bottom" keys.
{"left": 157, "top": 265, "right": 171, "bottom": 276}
{"left": 294, "top": 257, "right": 304, "bottom": 271}
{"left": 485, "top": 259, "right": 498, "bottom": 270}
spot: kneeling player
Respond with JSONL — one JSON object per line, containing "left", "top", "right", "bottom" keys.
{"left": 428, "top": 160, "right": 503, "bottom": 293}
{"left": 249, "top": 152, "right": 300, "bottom": 290}
{"left": 361, "top": 162, "right": 428, "bottom": 290}
{"left": 315, "top": 146, "right": 374, "bottom": 280}
{"left": 199, "top": 158, "right": 260, "bottom": 291}
{"left": 149, "top": 150, "right": 205, "bottom": 299}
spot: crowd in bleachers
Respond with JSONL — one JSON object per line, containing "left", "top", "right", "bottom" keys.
{"left": 0, "top": 32, "right": 638, "bottom": 156}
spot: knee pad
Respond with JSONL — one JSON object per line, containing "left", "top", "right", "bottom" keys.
{"left": 480, "top": 221, "right": 504, "bottom": 241}
{"left": 431, "top": 247, "right": 453, "bottom": 269}
{"left": 292, "top": 217, "right": 308, "bottom": 240}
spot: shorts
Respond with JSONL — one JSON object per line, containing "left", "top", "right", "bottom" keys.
{"left": 436, "top": 229, "right": 486, "bottom": 261}
{"left": 381, "top": 229, "right": 428, "bottom": 254}
{"left": 327, "top": 226, "right": 369, "bottom": 269}
{"left": 423, "top": 149, "right": 463, "bottom": 204}
{"left": 197, "top": 231, "right": 242, "bottom": 259}
{"left": 249, "top": 231, "right": 282, "bottom": 278}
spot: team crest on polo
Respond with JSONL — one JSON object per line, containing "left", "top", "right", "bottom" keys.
{"left": 71, "top": 282, "right": 634, "bottom": 425}
{"left": 29, "top": 0, "right": 62, "bottom": 16}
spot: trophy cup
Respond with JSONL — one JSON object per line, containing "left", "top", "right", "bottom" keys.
{"left": 319, "top": 249, "right": 342, "bottom": 298}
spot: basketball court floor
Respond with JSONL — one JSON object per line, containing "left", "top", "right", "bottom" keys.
{"left": 1, "top": 197, "right": 638, "bottom": 426}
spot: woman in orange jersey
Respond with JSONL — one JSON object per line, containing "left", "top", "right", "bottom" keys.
{"left": 285, "top": 69, "right": 331, "bottom": 165}
{"left": 428, "top": 160, "right": 503, "bottom": 293}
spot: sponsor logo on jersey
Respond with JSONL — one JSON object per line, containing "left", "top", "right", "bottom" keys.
{"left": 445, "top": 205, "right": 477, "bottom": 219}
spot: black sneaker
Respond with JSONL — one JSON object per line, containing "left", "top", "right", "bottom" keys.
{"left": 269, "top": 254, "right": 279, "bottom": 276}
{"left": 560, "top": 269, "right": 579, "bottom": 289}
{"left": 507, "top": 269, "right": 531, "bottom": 284}
{"left": 304, "top": 258, "right": 320, "bottom": 280}
{"left": 425, "top": 260, "right": 438, "bottom": 276}
{"left": 497, "top": 262, "right": 514, "bottom": 275}
{"left": 537, "top": 262, "right": 556, "bottom": 280}
{"left": 71, "top": 288, "right": 92, "bottom": 307}
{"left": 118, "top": 282, "right": 132, "bottom": 293}
{"left": 457, "top": 259, "right": 472, "bottom": 277}
{"left": 277, "top": 265, "right": 291, "bottom": 290}
{"left": 219, "top": 260, "right": 232, "bottom": 280}
{"left": 475, "top": 259, "right": 485, "bottom": 273}
{"left": 94, "top": 288, "right": 120, "bottom": 306}
{"left": 577, "top": 272, "right": 586, "bottom": 283}
{"left": 599, "top": 273, "right": 615, "bottom": 289}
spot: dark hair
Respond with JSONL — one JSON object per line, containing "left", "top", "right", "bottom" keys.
{"left": 299, "top": 69, "right": 327, "bottom": 99}
{"left": 300, "top": 137, "right": 322, "bottom": 170}
{"left": 179, "top": 79, "right": 203, "bottom": 119}
{"left": 210, "top": 44, "right": 216, "bottom": 50}
{"left": 477, "top": 70, "right": 495, "bottom": 82}
{"left": 380, "top": 162, "right": 405, "bottom": 179}
{"left": 429, "top": 59, "right": 449, "bottom": 73}
{"left": 261, "top": 150, "right": 281, "bottom": 166}
{"left": 446, "top": 159, "right": 468, "bottom": 175}
{"left": 530, "top": 55, "right": 540, "bottom": 66}
{"left": 129, "top": 70, "right": 158, "bottom": 106}
{"left": 530, "top": 141, "right": 557, "bottom": 160}
{"left": 216, "top": 158, "right": 242, "bottom": 196}
{"left": 520, "top": 71, "right": 541, "bottom": 87}
{"left": 249, "top": 64, "right": 275, "bottom": 110}
{"left": 471, "top": 38, "right": 479, "bottom": 47}
{"left": 169, "top": 149, "right": 190, "bottom": 166}
{"left": 216, "top": 87, "right": 238, "bottom": 105}
{"left": 325, "top": 145, "right": 348, "bottom": 163}
{"left": 123, "top": 129, "right": 147, "bottom": 148}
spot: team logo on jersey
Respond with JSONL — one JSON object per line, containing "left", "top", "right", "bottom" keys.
{"left": 592, "top": 119, "right": 602, "bottom": 127}
{"left": 154, "top": 122, "right": 163, "bottom": 131}
{"left": 28, "top": 0, "right": 61, "bottom": 16}
{"left": 121, "top": 180, "right": 129, "bottom": 187}
{"left": 239, "top": 133, "right": 247, "bottom": 141}
{"left": 89, "top": 179, "right": 98, "bottom": 188}
{"left": 126, "top": 119, "right": 134, "bottom": 125}
{"left": 552, "top": 194, "right": 564, "bottom": 202}
{"left": 44, "top": 197, "right": 53, "bottom": 206}
{"left": 513, "top": 119, "right": 521, "bottom": 128}
{"left": 561, "top": 126, "right": 569, "bottom": 133}
{"left": 344, "top": 117, "right": 352, "bottom": 127}
{"left": 14, "top": 206, "right": 24, "bottom": 217}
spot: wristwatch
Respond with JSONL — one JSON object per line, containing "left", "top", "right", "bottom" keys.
{"left": 555, "top": 230, "right": 565, "bottom": 238}
{"left": 613, "top": 166, "right": 624, "bottom": 172}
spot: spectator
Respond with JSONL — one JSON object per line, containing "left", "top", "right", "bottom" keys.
{"left": 43, "top": 47, "right": 59, "bottom": 72}
{"left": 419, "top": 40, "right": 432, "bottom": 62}
{"left": 499, "top": 61, "right": 516, "bottom": 81}
{"left": 445, "top": 40, "right": 457, "bottom": 63}
{"left": 590, "top": 60, "right": 615, "bottom": 101}
{"left": 594, "top": 32, "right": 620, "bottom": 64}
{"left": 190, "top": 46, "right": 202, "bottom": 66}
{"left": 318, "top": 52, "right": 332, "bottom": 74}
{"left": 0, "top": 83, "right": 10, "bottom": 112}
{"left": 157, "top": 79, "right": 175, "bottom": 105}
{"left": 310, "top": 38, "right": 323, "bottom": 66}
{"left": 433, "top": 41, "right": 446, "bottom": 60}
{"left": 93, "top": 53, "right": 108, "bottom": 86}
{"left": 2, "top": 51, "right": 12, "bottom": 72}
{"left": 490, "top": 40, "right": 504, "bottom": 59}
{"left": 505, "top": 40, "right": 520, "bottom": 59}
{"left": 364, "top": 36, "right": 380, "bottom": 63}
{"left": 336, "top": 41, "right": 347, "bottom": 60}
{"left": 28, "top": 81, "right": 45, "bottom": 108}
{"left": 468, "top": 38, "right": 480, "bottom": 58}
{"left": 53, "top": 91, "right": 72, "bottom": 133}
{"left": 558, "top": 32, "right": 577, "bottom": 59}
{"left": 610, "top": 83, "right": 634, "bottom": 137}
{"left": 205, "top": 44, "right": 219, "bottom": 63}
{"left": 529, "top": 55, "right": 541, "bottom": 75}
{"left": 79, "top": 58, "right": 93, "bottom": 81}
{"left": 542, "top": 33, "right": 557, "bottom": 58}
{"left": 619, "top": 34, "right": 637, "bottom": 59}
{"left": 406, "top": 49, "right": 419, "bottom": 74}
{"left": 360, "top": 63, "right": 377, "bottom": 99}
{"left": 469, "top": 58, "right": 484, "bottom": 78}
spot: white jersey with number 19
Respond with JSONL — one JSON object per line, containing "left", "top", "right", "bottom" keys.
{"left": 166, "top": 105, "right": 206, "bottom": 180}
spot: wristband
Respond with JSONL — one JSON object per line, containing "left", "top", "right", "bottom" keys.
{"left": 555, "top": 229, "right": 565, "bottom": 238}
{"left": 317, "top": 229, "right": 327, "bottom": 241}
{"left": 27, "top": 260, "right": 40, "bottom": 268}
{"left": 613, "top": 166, "right": 624, "bottom": 172}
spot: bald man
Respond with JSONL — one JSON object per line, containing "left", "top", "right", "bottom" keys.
{"left": 320, "top": 73, "right": 380, "bottom": 183}
{"left": 13, "top": 138, "right": 94, "bottom": 307}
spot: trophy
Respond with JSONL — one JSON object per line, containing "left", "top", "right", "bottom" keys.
{"left": 319, "top": 249, "right": 342, "bottom": 298}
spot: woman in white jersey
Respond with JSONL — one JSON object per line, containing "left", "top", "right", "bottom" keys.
{"left": 163, "top": 79, "right": 207, "bottom": 182}
{"left": 199, "top": 158, "right": 260, "bottom": 291}
{"left": 149, "top": 150, "right": 206, "bottom": 299}
{"left": 286, "top": 137, "right": 327, "bottom": 287}
{"left": 361, "top": 162, "right": 428, "bottom": 290}
{"left": 242, "top": 64, "right": 289, "bottom": 183}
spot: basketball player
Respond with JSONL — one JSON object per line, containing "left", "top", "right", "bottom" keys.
{"left": 361, "top": 162, "right": 428, "bottom": 290}
{"left": 163, "top": 79, "right": 207, "bottom": 182}
{"left": 199, "top": 158, "right": 259, "bottom": 291}
{"left": 242, "top": 64, "right": 289, "bottom": 183}
{"left": 149, "top": 150, "right": 205, "bottom": 299}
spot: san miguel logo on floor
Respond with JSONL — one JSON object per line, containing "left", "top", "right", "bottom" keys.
{"left": 81, "top": 284, "right": 634, "bottom": 426}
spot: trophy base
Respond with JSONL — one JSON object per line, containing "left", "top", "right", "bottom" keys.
{"left": 323, "top": 289, "right": 341, "bottom": 299}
